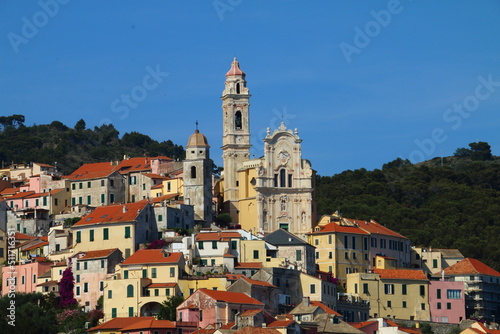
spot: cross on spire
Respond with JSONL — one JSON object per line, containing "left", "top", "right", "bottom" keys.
{"left": 195, "top": 120, "right": 199, "bottom": 131}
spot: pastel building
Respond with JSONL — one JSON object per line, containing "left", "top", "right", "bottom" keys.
{"left": 2, "top": 258, "right": 52, "bottom": 295}
{"left": 428, "top": 280, "right": 466, "bottom": 323}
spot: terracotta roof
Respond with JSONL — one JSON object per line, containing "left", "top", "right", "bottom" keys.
{"left": 235, "top": 262, "right": 263, "bottom": 269}
{"left": 88, "top": 317, "right": 155, "bottom": 332}
{"left": 199, "top": 289, "right": 263, "bottom": 305}
{"left": 147, "top": 283, "right": 177, "bottom": 288}
{"left": 119, "top": 319, "right": 176, "bottom": 331}
{"left": 1, "top": 187, "right": 17, "bottom": 195}
{"left": 234, "top": 328, "right": 280, "bottom": 334}
{"left": 443, "top": 258, "right": 500, "bottom": 277}
{"left": 75, "top": 248, "right": 119, "bottom": 260}
{"left": 310, "top": 301, "right": 342, "bottom": 316}
{"left": 73, "top": 200, "right": 148, "bottom": 227}
{"left": 23, "top": 241, "right": 49, "bottom": 251}
{"left": 116, "top": 157, "right": 153, "bottom": 174}
{"left": 151, "top": 184, "right": 163, "bottom": 189}
{"left": 356, "top": 219, "right": 407, "bottom": 239}
{"left": 67, "top": 162, "right": 118, "bottom": 181}
{"left": 14, "top": 232, "right": 36, "bottom": 240}
{"left": 267, "top": 320, "right": 295, "bottom": 328}
{"left": 226, "top": 274, "right": 245, "bottom": 281}
{"left": 226, "top": 57, "right": 246, "bottom": 77}
{"left": 241, "top": 276, "right": 277, "bottom": 288}
{"left": 373, "top": 269, "right": 427, "bottom": 280}
{"left": 350, "top": 321, "right": 378, "bottom": 329}
{"left": 309, "top": 222, "right": 369, "bottom": 235}
{"left": 151, "top": 193, "right": 180, "bottom": 203}
{"left": 8, "top": 191, "right": 36, "bottom": 199}
{"left": 142, "top": 173, "right": 170, "bottom": 180}
{"left": 178, "top": 303, "right": 198, "bottom": 310}
{"left": 192, "top": 329, "right": 216, "bottom": 334}
{"left": 152, "top": 156, "right": 173, "bottom": 161}
{"left": 122, "top": 249, "right": 183, "bottom": 265}
{"left": 34, "top": 162, "right": 55, "bottom": 168}
{"left": 52, "top": 260, "right": 67, "bottom": 267}
{"left": 196, "top": 231, "right": 242, "bottom": 241}
{"left": 240, "top": 309, "right": 263, "bottom": 317}
{"left": 224, "top": 253, "right": 237, "bottom": 258}
{"left": 187, "top": 129, "right": 210, "bottom": 148}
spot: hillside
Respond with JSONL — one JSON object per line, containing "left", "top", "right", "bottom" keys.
{"left": 316, "top": 151, "right": 500, "bottom": 271}
{"left": 0, "top": 116, "right": 185, "bottom": 174}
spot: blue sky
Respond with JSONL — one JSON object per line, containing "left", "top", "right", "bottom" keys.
{"left": 1, "top": 1, "right": 499, "bottom": 176}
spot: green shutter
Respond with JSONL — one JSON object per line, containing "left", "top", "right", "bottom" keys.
{"left": 76, "top": 231, "right": 81, "bottom": 243}
{"left": 103, "top": 228, "right": 109, "bottom": 240}
{"left": 111, "top": 308, "right": 117, "bottom": 318}
{"left": 125, "top": 226, "right": 131, "bottom": 238}
{"left": 89, "top": 230, "right": 94, "bottom": 242}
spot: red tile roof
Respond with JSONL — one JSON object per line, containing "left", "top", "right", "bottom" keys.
{"left": 196, "top": 231, "right": 242, "bottom": 241}
{"left": 87, "top": 317, "right": 155, "bottom": 332}
{"left": 116, "top": 157, "right": 152, "bottom": 174}
{"left": 241, "top": 276, "right": 277, "bottom": 288}
{"left": 443, "top": 258, "right": 500, "bottom": 277}
{"left": 235, "top": 262, "right": 264, "bottom": 269}
{"left": 73, "top": 200, "right": 149, "bottom": 227}
{"left": 356, "top": 219, "right": 407, "bottom": 239}
{"left": 373, "top": 269, "right": 427, "bottom": 280}
{"left": 240, "top": 309, "right": 264, "bottom": 317}
{"left": 226, "top": 274, "right": 245, "bottom": 281}
{"left": 151, "top": 193, "right": 180, "bottom": 203}
{"left": 36, "top": 280, "right": 59, "bottom": 287}
{"left": 234, "top": 328, "right": 280, "bottom": 334}
{"left": 199, "top": 289, "right": 264, "bottom": 305}
{"left": 119, "top": 319, "right": 176, "bottom": 331}
{"left": 8, "top": 191, "right": 36, "bottom": 199}
{"left": 75, "top": 248, "right": 119, "bottom": 260}
{"left": 143, "top": 173, "right": 170, "bottom": 180}
{"left": 267, "top": 320, "right": 295, "bottom": 328}
{"left": 309, "top": 222, "right": 369, "bottom": 235}
{"left": 0, "top": 187, "right": 17, "bottom": 195}
{"left": 350, "top": 321, "right": 378, "bottom": 329}
{"left": 67, "top": 162, "right": 118, "bottom": 181}
{"left": 23, "top": 241, "right": 49, "bottom": 251}
{"left": 310, "top": 301, "right": 342, "bottom": 316}
{"left": 14, "top": 232, "right": 36, "bottom": 240}
{"left": 122, "top": 249, "right": 183, "bottom": 265}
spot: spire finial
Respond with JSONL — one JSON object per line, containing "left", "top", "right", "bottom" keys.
{"left": 195, "top": 120, "right": 199, "bottom": 132}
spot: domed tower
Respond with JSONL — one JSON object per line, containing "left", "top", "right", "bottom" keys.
{"left": 183, "top": 127, "right": 213, "bottom": 224}
{"left": 221, "top": 58, "right": 251, "bottom": 222}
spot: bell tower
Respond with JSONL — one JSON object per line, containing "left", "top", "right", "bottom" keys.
{"left": 221, "top": 58, "right": 251, "bottom": 222}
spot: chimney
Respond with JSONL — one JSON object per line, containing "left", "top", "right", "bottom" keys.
{"left": 123, "top": 205, "right": 127, "bottom": 213}
{"left": 303, "top": 296, "right": 310, "bottom": 306}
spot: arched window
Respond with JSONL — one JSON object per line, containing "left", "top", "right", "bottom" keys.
{"left": 236, "top": 82, "right": 241, "bottom": 94}
{"left": 235, "top": 111, "right": 242, "bottom": 130}
{"left": 280, "top": 169, "right": 286, "bottom": 187}
{"left": 127, "top": 284, "right": 134, "bottom": 297}
{"left": 191, "top": 166, "right": 196, "bottom": 179}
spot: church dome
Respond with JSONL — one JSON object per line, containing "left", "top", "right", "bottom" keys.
{"left": 225, "top": 57, "right": 246, "bottom": 77}
{"left": 186, "top": 129, "right": 210, "bottom": 148}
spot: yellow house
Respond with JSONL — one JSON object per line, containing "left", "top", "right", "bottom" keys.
{"left": 71, "top": 201, "right": 156, "bottom": 259}
{"left": 103, "top": 249, "right": 185, "bottom": 320}
{"left": 299, "top": 272, "right": 337, "bottom": 310}
{"left": 177, "top": 276, "right": 229, "bottom": 297}
{"left": 346, "top": 269, "right": 430, "bottom": 321}
{"left": 236, "top": 164, "right": 259, "bottom": 233}
{"left": 307, "top": 217, "right": 370, "bottom": 286}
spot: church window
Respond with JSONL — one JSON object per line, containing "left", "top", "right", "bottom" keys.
{"left": 274, "top": 174, "right": 278, "bottom": 187}
{"left": 288, "top": 174, "right": 292, "bottom": 187}
{"left": 235, "top": 111, "right": 242, "bottom": 130}
{"left": 236, "top": 82, "right": 241, "bottom": 94}
{"left": 191, "top": 166, "right": 196, "bottom": 179}
{"left": 280, "top": 169, "right": 286, "bottom": 187}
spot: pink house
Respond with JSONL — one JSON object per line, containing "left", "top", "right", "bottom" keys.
{"left": 428, "top": 280, "right": 465, "bottom": 323}
{"left": 1, "top": 258, "right": 52, "bottom": 295}
{"left": 177, "top": 289, "right": 264, "bottom": 333}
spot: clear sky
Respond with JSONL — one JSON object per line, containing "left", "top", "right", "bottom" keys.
{"left": 1, "top": 1, "right": 499, "bottom": 176}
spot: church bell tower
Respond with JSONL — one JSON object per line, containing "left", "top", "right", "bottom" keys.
{"left": 221, "top": 58, "right": 251, "bottom": 222}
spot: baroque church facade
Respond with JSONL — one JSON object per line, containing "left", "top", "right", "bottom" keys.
{"left": 217, "top": 58, "right": 316, "bottom": 238}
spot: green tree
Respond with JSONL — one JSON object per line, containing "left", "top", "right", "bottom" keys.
{"left": 454, "top": 147, "right": 471, "bottom": 157}
{"left": 74, "top": 119, "right": 86, "bottom": 131}
{"left": 469, "top": 141, "right": 493, "bottom": 161}
{"left": 157, "top": 296, "right": 184, "bottom": 321}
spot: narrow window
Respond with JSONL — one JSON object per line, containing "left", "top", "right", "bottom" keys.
{"left": 191, "top": 166, "right": 196, "bottom": 179}
{"left": 236, "top": 82, "right": 240, "bottom": 94}
{"left": 235, "top": 111, "right": 242, "bottom": 129}
{"left": 127, "top": 284, "right": 134, "bottom": 297}
{"left": 103, "top": 228, "right": 109, "bottom": 240}
{"left": 280, "top": 169, "right": 286, "bottom": 187}
{"left": 288, "top": 174, "right": 292, "bottom": 187}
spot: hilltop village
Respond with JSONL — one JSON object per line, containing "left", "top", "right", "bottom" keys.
{"left": 0, "top": 59, "right": 499, "bottom": 333}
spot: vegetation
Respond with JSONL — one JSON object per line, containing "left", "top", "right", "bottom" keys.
{"left": 157, "top": 296, "right": 184, "bottom": 321}
{"left": 316, "top": 142, "right": 500, "bottom": 271}
{"left": 0, "top": 116, "right": 185, "bottom": 174}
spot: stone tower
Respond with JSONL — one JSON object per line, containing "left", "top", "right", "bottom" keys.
{"left": 183, "top": 127, "right": 213, "bottom": 223}
{"left": 221, "top": 58, "right": 251, "bottom": 222}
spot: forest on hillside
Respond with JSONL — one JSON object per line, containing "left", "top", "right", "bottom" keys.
{"left": 316, "top": 142, "right": 500, "bottom": 271}
{"left": 0, "top": 115, "right": 185, "bottom": 174}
